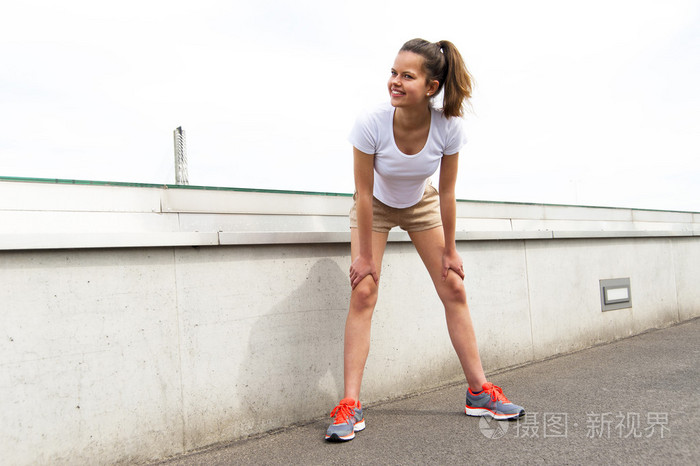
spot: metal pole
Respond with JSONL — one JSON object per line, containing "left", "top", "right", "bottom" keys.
{"left": 173, "top": 126, "right": 189, "bottom": 185}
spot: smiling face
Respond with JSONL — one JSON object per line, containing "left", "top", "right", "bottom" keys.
{"left": 387, "top": 51, "right": 438, "bottom": 109}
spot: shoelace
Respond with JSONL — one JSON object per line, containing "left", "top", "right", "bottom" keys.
{"left": 483, "top": 383, "right": 511, "bottom": 403}
{"left": 330, "top": 402, "right": 355, "bottom": 424}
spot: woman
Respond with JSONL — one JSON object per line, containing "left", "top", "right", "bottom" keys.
{"left": 326, "top": 38, "right": 524, "bottom": 442}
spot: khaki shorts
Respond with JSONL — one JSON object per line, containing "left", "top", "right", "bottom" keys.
{"left": 349, "top": 183, "right": 442, "bottom": 233}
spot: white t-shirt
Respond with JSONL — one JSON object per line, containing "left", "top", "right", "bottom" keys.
{"left": 348, "top": 102, "right": 467, "bottom": 208}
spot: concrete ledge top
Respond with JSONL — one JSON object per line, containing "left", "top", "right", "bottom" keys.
{"left": 1, "top": 179, "right": 699, "bottom": 250}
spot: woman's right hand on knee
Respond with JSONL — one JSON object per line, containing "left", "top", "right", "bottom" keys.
{"left": 349, "top": 255, "right": 379, "bottom": 289}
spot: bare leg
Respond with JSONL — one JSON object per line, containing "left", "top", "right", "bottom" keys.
{"left": 343, "top": 228, "right": 389, "bottom": 401}
{"left": 408, "top": 227, "right": 487, "bottom": 391}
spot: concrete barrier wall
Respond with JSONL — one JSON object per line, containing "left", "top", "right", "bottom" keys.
{"left": 1, "top": 179, "right": 699, "bottom": 464}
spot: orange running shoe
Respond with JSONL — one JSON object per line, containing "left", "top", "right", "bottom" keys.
{"left": 325, "top": 398, "right": 365, "bottom": 441}
{"left": 465, "top": 382, "right": 525, "bottom": 420}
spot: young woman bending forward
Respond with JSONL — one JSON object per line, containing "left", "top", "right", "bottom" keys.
{"left": 326, "top": 38, "right": 525, "bottom": 442}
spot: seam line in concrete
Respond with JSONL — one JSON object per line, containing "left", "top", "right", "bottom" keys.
{"left": 669, "top": 238, "right": 682, "bottom": 323}
{"left": 523, "top": 239, "right": 536, "bottom": 362}
{"left": 173, "top": 248, "right": 188, "bottom": 454}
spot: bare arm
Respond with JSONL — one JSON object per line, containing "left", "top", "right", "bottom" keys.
{"left": 350, "top": 147, "right": 379, "bottom": 288}
{"left": 439, "top": 153, "right": 465, "bottom": 280}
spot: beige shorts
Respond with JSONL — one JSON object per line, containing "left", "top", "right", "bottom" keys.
{"left": 349, "top": 183, "right": 443, "bottom": 233}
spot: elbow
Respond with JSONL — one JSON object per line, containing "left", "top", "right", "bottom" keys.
{"left": 356, "top": 188, "right": 374, "bottom": 201}
{"left": 439, "top": 191, "right": 456, "bottom": 204}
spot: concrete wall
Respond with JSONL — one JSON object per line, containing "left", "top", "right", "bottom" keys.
{"left": 1, "top": 179, "right": 699, "bottom": 464}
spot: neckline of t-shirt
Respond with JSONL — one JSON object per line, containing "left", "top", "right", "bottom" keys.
{"left": 390, "top": 106, "right": 434, "bottom": 159}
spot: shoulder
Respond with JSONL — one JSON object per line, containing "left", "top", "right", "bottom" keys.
{"left": 431, "top": 106, "right": 464, "bottom": 132}
{"left": 430, "top": 107, "right": 467, "bottom": 154}
{"left": 349, "top": 102, "right": 393, "bottom": 153}
{"left": 355, "top": 101, "right": 393, "bottom": 127}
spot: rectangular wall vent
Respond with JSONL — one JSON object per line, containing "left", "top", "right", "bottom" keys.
{"left": 600, "top": 278, "right": 632, "bottom": 311}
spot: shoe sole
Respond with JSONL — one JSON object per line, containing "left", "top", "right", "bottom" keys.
{"left": 325, "top": 419, "right": 366, "bottom": 442}
{"left": 465, "top": 406, "right": 524, "bottom": 420}
{"left": 325, "top": 432, "right": 355, "bottom": 442}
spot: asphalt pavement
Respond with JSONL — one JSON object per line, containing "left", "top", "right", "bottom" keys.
{"left": 155, "top": 317, "right": 700, "bottom": 465}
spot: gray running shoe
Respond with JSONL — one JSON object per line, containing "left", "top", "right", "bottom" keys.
{"left": 465, "top": 382, "right": 525, "bottom": 420}
{"left": 325, "top": 398, "right": 365, "bottom": 441}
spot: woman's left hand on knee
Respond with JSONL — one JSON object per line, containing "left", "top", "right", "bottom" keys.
{"left": 442, "top": 250, "right": 465, "bottom": 281}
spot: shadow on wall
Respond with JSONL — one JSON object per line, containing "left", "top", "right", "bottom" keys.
{"left": 238, "top": 257, "right": 349, "bottom": 433}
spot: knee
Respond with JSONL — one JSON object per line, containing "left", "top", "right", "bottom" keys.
{"left": 351, "top": 277, "right": 379, "bottom": 310}
{"left": 439, "top": 273, "right": 467, "bottom": 305}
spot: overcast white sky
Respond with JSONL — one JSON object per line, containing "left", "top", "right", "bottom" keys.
{"left": 1, "top": 0, "right": 698, "bottom": 211}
